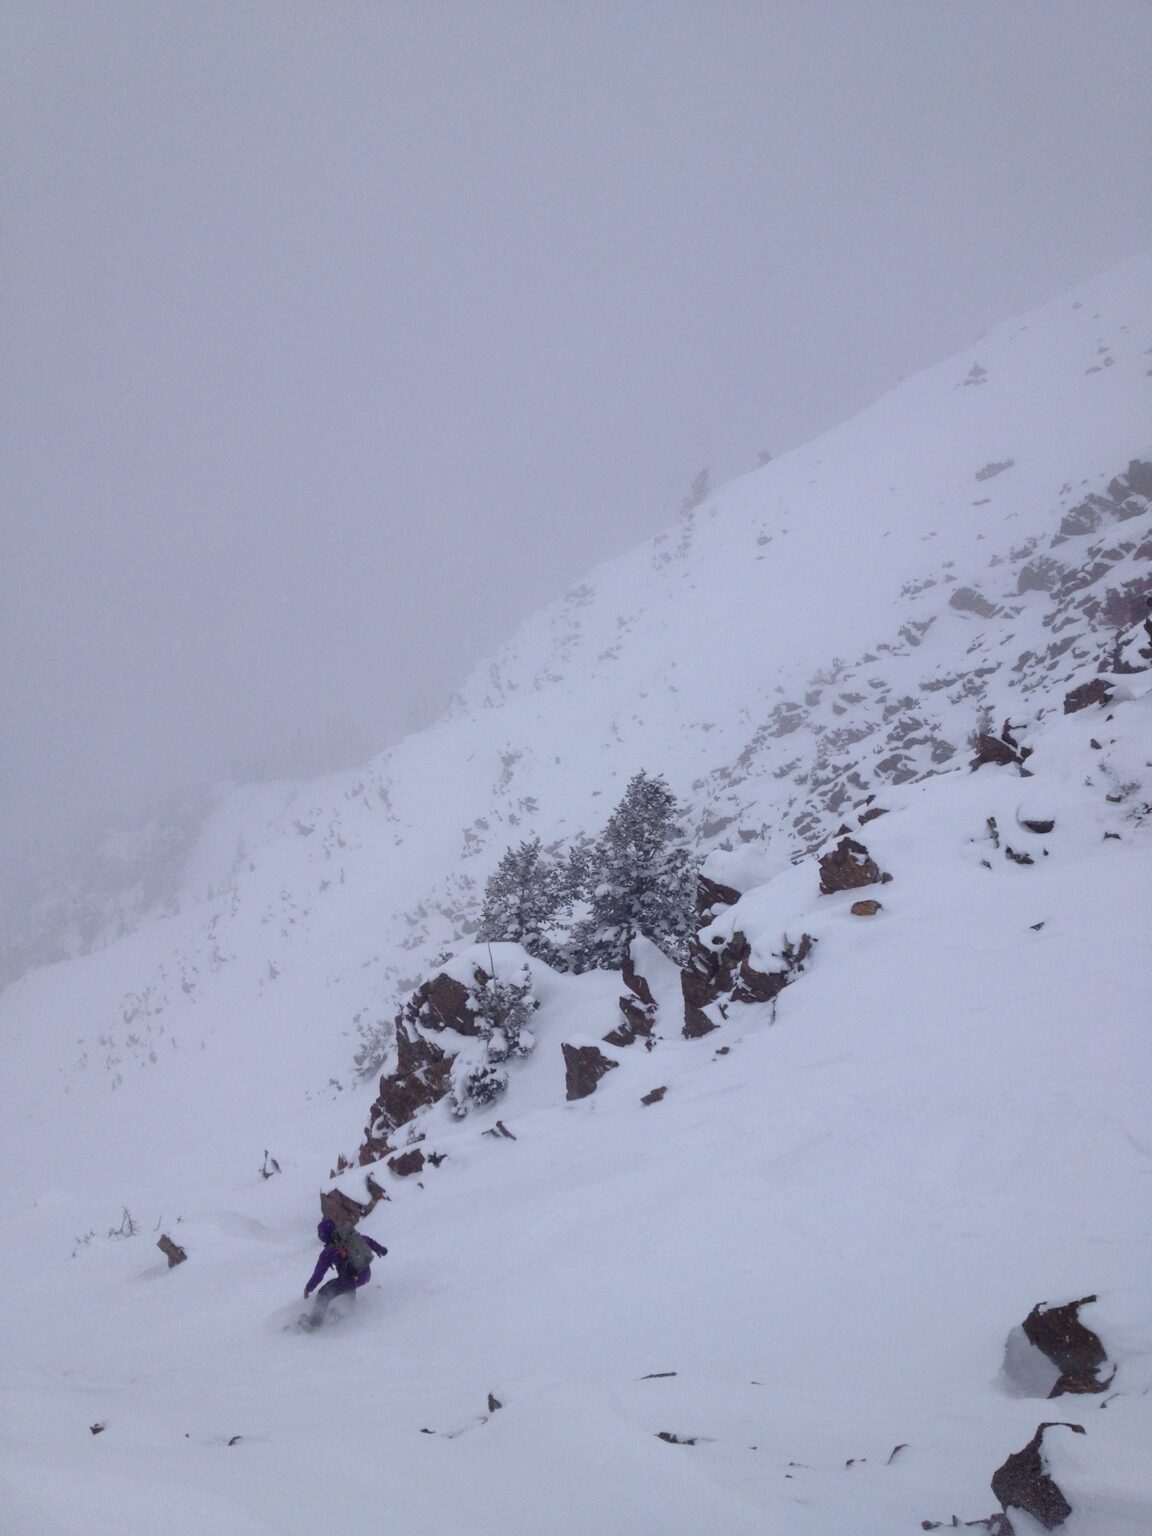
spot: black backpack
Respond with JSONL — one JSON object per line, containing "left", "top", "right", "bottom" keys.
{"left": 333, "top": 1223, "right": 374, "bottom": 1276}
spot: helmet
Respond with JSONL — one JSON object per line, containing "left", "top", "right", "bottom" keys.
{"left": 317, "top": 1218, "right": 337, "bottom": 1243}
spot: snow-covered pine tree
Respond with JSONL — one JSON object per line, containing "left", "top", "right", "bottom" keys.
{"left": 569, "top": 770, "right": 699, "bottom": 971}
{"left": 468, "top": 962, "right": 538, "bottom": 1062}
{"left": 680, "top": 466, "right": 711, "bottom": 516}
{"left": 448, "top": 961, "right": 539, "bottom": 1117}
{"left": 476, "top": 837, "right": 566, "bottom": 966}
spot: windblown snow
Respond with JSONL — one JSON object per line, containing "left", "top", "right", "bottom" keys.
{"left": 1, "top": 255, "right": 1150, "bottom": 1535}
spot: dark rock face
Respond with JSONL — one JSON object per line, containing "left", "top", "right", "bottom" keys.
{"left": 563, "top": 1043, "right": 619, "bottom": 1100}
{"left": 359, "top": 1021, "right": 452, "bottom": 1164}
{"left": 681, "top": 959, "right": 723, "bottom": 1038}
{"left": 641, "top": 1086, "right": 667, "bottom": 1105}
{"left": 1111, "top": 457, "right": 1152, "bottom": 502}
{"left": 1053, "top": 460, "right": 1152, "bottom": 545}
{"left": 990, "top": 1422, "right": 1085, "bottom": 1530}
{"left": 1018, "top": 815, "right": 1055, "bottom": 835}
{"left": 850, "top": 899, "right": 882, "bottom": 916}
{"left": 1059, "top": 501, "right": 1105, "bottom": 538}
{"left": 358, "top": 970, "right": 486, "bottom": 1161}
{"left": 320, "top": 1187, "right": 369, "bottom": 1229}
{"left": 680, "top": 929, "right": 814, "bottom": 1037}
{"left": 408, "top": 973, "right": 479, "bottom": 1036}
{"left": 950, "top": 586, "right": 1000, "bottom": 618}
{"left": 1017, "top": 556, "right": 1065, "bottom": 595}
{"left": 1063, "top": 676, "right": 1114, "bottom": 714}
{"left": 157, "top": 1234, "right": 187, "bottom": 1268}
{"left": 387, "top": 1148, "right": 426, "bottom": 1178}
{"left": 696, "top": 874, "right": 741, "bottom": 920}
{"left": 818, "top": 837, "right": 891, "bottom": 895}
{"left": 1022, "top": 1296, "right": 1114, "bottom": 1397}
{"left": 605, "top": 952, "right": 658, "bottom": 1048}
{"left": 357, "top": 967, "right": 489, "bottom": 1163}
{"left": 970, "top": 721, "right": 1033, "bottom": 775}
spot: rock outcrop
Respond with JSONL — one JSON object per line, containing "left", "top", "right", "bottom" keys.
{"left": 817, "top": 837, "right": 891, "bottom": 895}
{"left": 157, "top": 1234, "right": 187, "bottom": 1268}
{"left": 320, "top": 1186, "right": 371, "bottom": 1229}
{"left": 990, "top": 1421, "right": 1085, "bottom": 1531}
{"left": 358, "top": 967, "right": 491, "bottom": 1164}
{"left": 604, "top": 951, "right": 658, "bottom": 1048}
{"left": 1022, "top": 1296, "right": 1114, "bottom": 1397}
{"left": 359, "top": 1019, "right": 452, "bottom": 1164}
{"left": 1063, "top": 676, "right": 1114, "bottom": 714}
{"left": 387, "top": 1147, "right": 426, "bottom": 1178}
{"left": 562, "top": 1043, "right": 619, "bottom": 1101}
{"left": 696, "top": 874, "right": 741, "bottom": 920}
{"left": 681, "top": 929, "right": 814, "bottom": 1037}
{"left": 969, "top": 721, "right": 1034, "bottom": 775}
{"left": 406, "top": 972, "right": 479, "bottom": 1036}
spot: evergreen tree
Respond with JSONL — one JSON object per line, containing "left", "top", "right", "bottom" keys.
{"left": 476, "top": 838, "right": 565, "bottom": 964}
{"left": 448, "top": 961, "right": 539, "bottom": 1118}
{"left": 680, "top": 467, "right": 712, "bottom": 516}
{"left": 561, "top": 838, "right": 596, "bottom": 904}
{"left": 570, "top": 771, "right": 699, "bottom": 971}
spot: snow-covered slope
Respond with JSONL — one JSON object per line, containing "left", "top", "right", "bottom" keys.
{"left": 1, "top": 256, "right": 1150, "bottom": 1535}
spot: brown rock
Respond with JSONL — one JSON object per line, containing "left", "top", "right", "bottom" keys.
{"left": 409, "top": 972, "right": 478, "bottom": 1036}
{"left": 680, "top": 929, "right": 813, "bottom": 1036}
{"left": 1063, "top": 677, "right": 1114, "bottom": 715}
{"left": 697, "top": 873, "right": 741, "bottom": 918}
{"left": 818, "top": 837, "right": 890, "bottom": 894}
{"left": 622, "top": 950, "right": 656, "bottom": 1008}
{"left": 563, "top": 1043, "right": 619, "bottom": 1101}
{"left": 991, "top": 1422, "right": 1085, "bottom": 1530}
{"left": 641, "top": 1086, "right": 667, "bottom": 1105}
{"left": 681, "top": 957, "right": 723, "bottom": 1038}
{"left": 157, "top": 1234, "right": 187, "bottom": 1268}
{"left": 858, "top": 806, "right": 888, "bottom": 826}
{"left": 358, "top": 1020, "right": 452, "bottom": 1164}
{"left": 388, "top": 1148, "right": 426, "bottom": 1178}
{"left": 320, "top": 1188, "right": 368, "bottom": 1228}
{"left": 950, "top": 585, "right": 1000, "bottom": 618}
{"left": 606, "top": 950, "right": 659, "bottom": 1046}
{"left": 850, "top": 900, "right": 882, "bottom": 916}
{"left": 970, "top": 721, "right": 1034, "bottom": 774}
{"left": 1022, "top": 1296, "right": 1114, "bottom": 1397}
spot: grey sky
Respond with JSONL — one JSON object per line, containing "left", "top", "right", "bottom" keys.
{"left": 4, "top": 0, "right": 1152, "bottom": 887}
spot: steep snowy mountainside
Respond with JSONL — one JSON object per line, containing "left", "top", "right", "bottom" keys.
{"left": 2, "top": 256, "right": 1150, "bottom": 1131}
{"left": 1, "top": 667, "right": 1149, "bottom": 1536}
{"left": 1, "top": 253, "right": 1151, "bottom": 1536}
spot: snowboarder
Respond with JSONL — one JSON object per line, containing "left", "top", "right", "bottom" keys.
{"left": 302, "top": 1218, "right": 388, "bottom": 1328}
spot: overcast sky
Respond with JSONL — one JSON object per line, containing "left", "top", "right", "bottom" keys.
{"left": 5, "top": 0, "right": 1152, "bottom": 886}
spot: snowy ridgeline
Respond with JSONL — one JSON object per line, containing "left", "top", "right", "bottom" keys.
{"left": 0, "top": 255, "right": 1150, "bottom": 1534}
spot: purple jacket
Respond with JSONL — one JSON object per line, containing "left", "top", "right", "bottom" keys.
{"left": 305, "top": 1234, "right": 387, "bottom": 1294}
